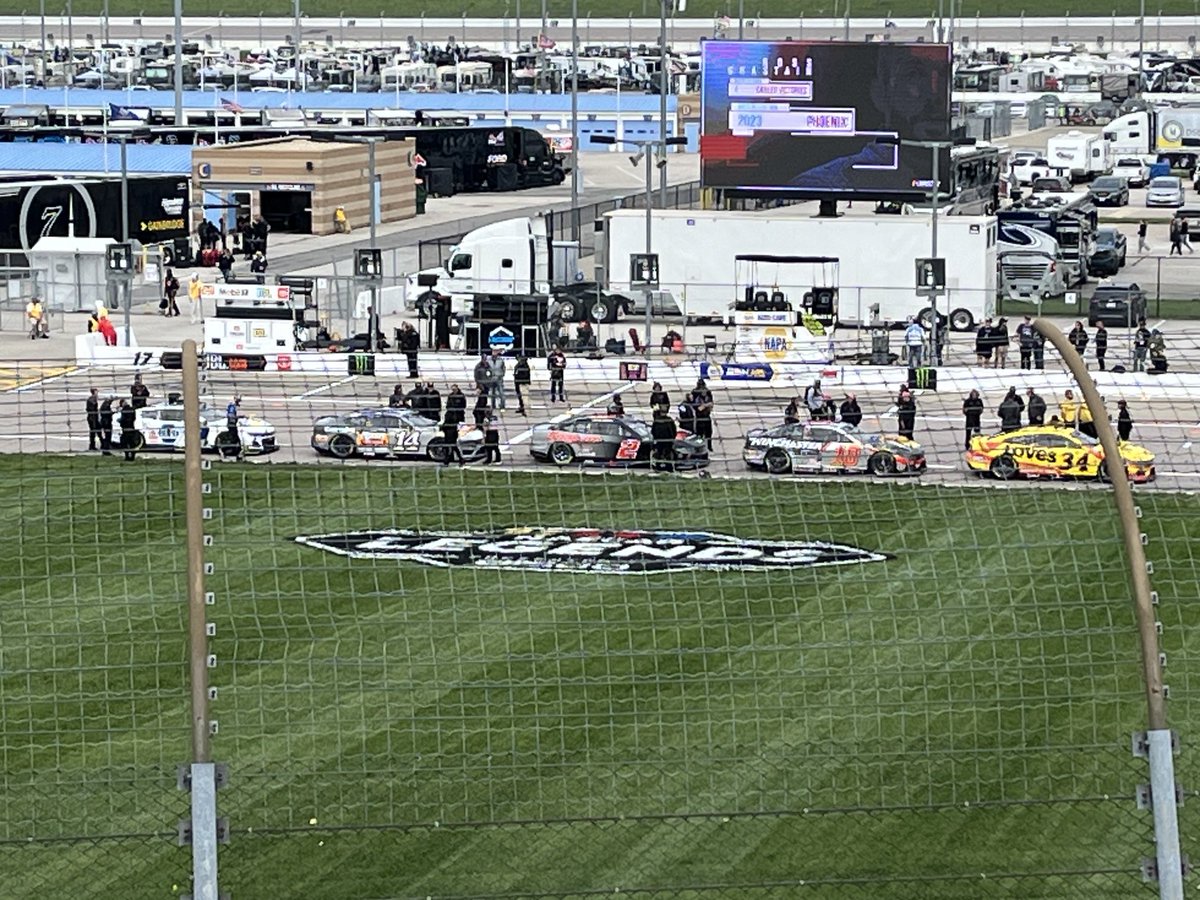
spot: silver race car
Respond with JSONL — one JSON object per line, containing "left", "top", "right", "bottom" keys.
{"left": 529, "top": 414, "right": 709, "bottom": 468}
{"left": 311, "top": 408, "right": 485, "bottom": 462}
{"left": 743, "top": 421, "right": 926, "bottom": 476}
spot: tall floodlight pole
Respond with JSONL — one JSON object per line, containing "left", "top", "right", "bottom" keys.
{"left": 738, "top": 0, "right": 744, "bottom": 39}
{"left": 294, "top": 0, "right": 303, "bottom": 77}
{"left": 658, "top": 0, "right": 668, "bottom": 206}
{"left": 120, "top": 137, "right": 131, "bottom": 347}
{"left": 570, "top": 0, "right": 580, "bottom": 241}
{"left": 937, "top": 0, "right": 944, "bottom": 42}
{"left": 39, "top": 0, "right": 46, "bottom": 85}
{"left": 1139, "top": 0, "right": 1146, "bottom": 94}
{"left": 173, "top": 0, "right": 183, "bottom": 124}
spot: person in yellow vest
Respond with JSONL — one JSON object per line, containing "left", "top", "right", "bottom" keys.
{"left": 26, "top": 297, "right": 48, "bottom": 339}
{"left": 188, "top": 273, "right": 203, "bottom": 323}
{"left": 334, "top": 206, "right": 351, "bottom": 234}
{"left": 1059, "top": 390, "right": 1080, "bottom": 430}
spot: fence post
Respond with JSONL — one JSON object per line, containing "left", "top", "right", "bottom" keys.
{"left": 1033, "top": 320, "right": 1182, "bottom": 900}
{"left": 1155, "top": 256, "right": 1162, "bottom": 317}
{"left": 181, "top": 338, "right": 220, "bottom": 900}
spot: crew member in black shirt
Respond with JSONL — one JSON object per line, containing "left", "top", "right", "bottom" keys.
{"left": 962, "top": 389, "right": 983, "bottom": 449}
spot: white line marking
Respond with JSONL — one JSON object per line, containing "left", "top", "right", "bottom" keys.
{"left": 8, "top": 368, "right": 77, "bottom": 394}
{"left": 504, "top": 383, "right": 638, "bottom": 448}
{"left": 294, "top": 376, "right": 357, "bottom": 399}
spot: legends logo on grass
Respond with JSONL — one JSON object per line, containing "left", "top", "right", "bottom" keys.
{"left": 295, "top": 528, "right": 889, "bottom": 574}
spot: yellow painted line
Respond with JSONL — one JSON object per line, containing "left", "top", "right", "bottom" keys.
{"left": 0, "top": 365, "right": 78, "bottom": 392}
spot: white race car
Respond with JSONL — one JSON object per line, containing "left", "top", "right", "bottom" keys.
{"left": 134, "top": 402, "right": 278, "bottom": 454}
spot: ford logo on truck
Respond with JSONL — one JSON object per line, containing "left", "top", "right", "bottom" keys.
{"left": 295, "top": 527, "right": 889, "bottom": 574}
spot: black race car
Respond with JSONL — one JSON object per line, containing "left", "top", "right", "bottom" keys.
{"left": 528, "top": 415, "right": 709, "bottom": 468}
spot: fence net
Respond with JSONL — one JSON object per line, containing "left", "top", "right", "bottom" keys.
{"left": 0, "top": 335, "right": 1196, "bottom": 898}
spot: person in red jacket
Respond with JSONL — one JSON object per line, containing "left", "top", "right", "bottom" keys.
{"left": 97, "top": 315, "right": 118, "bottom": 347}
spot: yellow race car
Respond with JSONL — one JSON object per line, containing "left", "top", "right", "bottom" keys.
{"left": 965, "top": 425, "right": 1156, "bottom": 483}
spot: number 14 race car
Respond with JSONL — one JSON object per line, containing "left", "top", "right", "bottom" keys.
{"left": 743, "top": 421, "right": 926, "bottom": 476}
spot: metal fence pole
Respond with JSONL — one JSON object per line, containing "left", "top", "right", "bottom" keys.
{"left": 181, "top": 338, "right": 219, "bottom": 899}
{"left": 1033, "top": 320, "right": 1181, "bottom": 900}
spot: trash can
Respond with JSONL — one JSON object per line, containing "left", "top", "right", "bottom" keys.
{"left": 870, "top": 329, "right": 890, "bottom": 365}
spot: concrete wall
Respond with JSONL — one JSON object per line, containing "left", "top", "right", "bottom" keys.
{"left": 192, "top": 137, "right": 416, "bottom": 236}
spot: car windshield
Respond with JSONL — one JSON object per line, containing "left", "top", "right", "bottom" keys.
{"left": 1092, "top": 177, "right": 1121, "bottom": 189}
{"left": 624, "top": 419, "right": 653, "bottom": 439}
{"left": 1150, "top": 177, "right": 1178, "bottom": 189}
{"left": 1095, "top": 231, "right": 1117, "bottom": 247}
{"left": 1116, "top": 159, "right": 1142, "bottom": 168}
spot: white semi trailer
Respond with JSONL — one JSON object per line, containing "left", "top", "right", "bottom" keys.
{"left": 601, "top": 209, "right": 998, "bottom": 331}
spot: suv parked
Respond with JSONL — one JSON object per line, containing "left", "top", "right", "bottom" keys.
{"left": 1088, "top": 282, "right": 1147, "bottom": 327}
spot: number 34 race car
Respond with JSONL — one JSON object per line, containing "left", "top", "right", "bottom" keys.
{"left": 743, "top": 421, "right": 926, "bottom": 476}
{"left": 965, "top": 425, "right": 1156, "bottom": 482}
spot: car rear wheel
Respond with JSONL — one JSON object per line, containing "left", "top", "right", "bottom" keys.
{"left": 328, "top": 433, "right": 355, "bottom": 459}
{"left": 557, "top": 298, "right": 581, "bottom": 323}
{"left": 989, "top": 454, "right": 1019, "bottom": 480}
{"left": 764, "top": 448, "right": 792, "bottom": 475}
{"left": 426, "top": 440, "right": 449, "bottom": 463}
{"left": 867, "top": 452, "right": 897, "bottom": 476}
{"left": 549, "top": 442, "right": 575, "bottom": 466}
{"left": 213, "top": 431, "right": 239, "bottom": 455}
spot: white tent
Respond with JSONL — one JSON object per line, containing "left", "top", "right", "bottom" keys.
{"left": 29, "top": 235, "right": 114, "bottom": 312}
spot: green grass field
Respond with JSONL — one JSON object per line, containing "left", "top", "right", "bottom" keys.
{"left": 998, "top": 295, "right": 1200, "bottom": 319}
{"left": 1, "top": 457, "right": 1197, "bottom": 898}
{"left": 4, "top": 0, "right": 1200, "bottom": 22}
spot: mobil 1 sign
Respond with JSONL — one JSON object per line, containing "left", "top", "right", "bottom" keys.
{"left": 296, "top": 527, "right": 889, "bottom": 574}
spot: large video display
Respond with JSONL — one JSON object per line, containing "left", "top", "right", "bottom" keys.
{"left": 701, "top": 41, "right": 952, "bottom": 197}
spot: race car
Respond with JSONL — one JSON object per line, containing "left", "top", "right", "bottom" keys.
{"left": 311, "top": 408, "right": 485, "bottom": 462}
{"left": 742, "top": 421, "right": 926, "bottom": 476}
{"left": 965, "top": 425, "right": 1156, "bottom": 482}
{"left": 528, "top": 415, "right": 709, "bottom": 468}
{"left": 134, "top": 402, "right": 278, "bottom": 454}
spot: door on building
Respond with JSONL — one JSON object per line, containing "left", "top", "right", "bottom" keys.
{"left": 259, "top": 189, "right": 312, "bottom": 233}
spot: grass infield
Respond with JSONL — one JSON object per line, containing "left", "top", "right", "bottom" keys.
{"left": 0, "top": 457, "right": 1196, "bottom": 897}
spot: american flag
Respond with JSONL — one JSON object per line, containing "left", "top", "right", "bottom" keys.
{"left": 536, "top": 33, "right": 556, "bottom": 49}
{"left": 220, "top": 97, "right": 244, "bottom": 113}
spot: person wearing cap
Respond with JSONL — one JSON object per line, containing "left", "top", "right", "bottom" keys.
{"left": 839, "top": 393, "right": 863, "bottom": 427}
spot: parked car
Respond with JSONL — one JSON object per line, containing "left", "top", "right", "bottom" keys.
{"left": 1011, "top": 156, "right": 1057, "bottom": 185}
{"left": 1030, "top": 175, "right": 1073, "bottom": 194}
{"left": 1087, "top": 226, "right": 1128, "bottom": 277}
{"left": 1146, "top": 175, "right": 1185, "bottom": 207}
{"left": 1113, "top": 156, "right": 1150, "bottom": 187}
{"left": 1088, "top": 281, "right": 1146, "bottom": 327}
{"left": 1087, "top": 175, "right": 1130, "bottom": 206}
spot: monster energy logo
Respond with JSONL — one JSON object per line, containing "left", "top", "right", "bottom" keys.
{"left": 348, "top": 353, "right": 376, "bottom": 376}
{"left": 910, "top": 367, "right": 935, "bottom": 389}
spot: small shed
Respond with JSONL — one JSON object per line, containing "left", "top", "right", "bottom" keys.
{"left": 30, "top": 235, "right": 115, "bottom": 312}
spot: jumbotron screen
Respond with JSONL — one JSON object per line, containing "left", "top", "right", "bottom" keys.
{"left": 700, "top": 41, "right": 952, "bottom": 197}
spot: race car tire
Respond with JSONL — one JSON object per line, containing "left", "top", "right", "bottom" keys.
{"left": 426, "top": 440, "right": 450, "bottom": 463}
{"left": 867, "top": 452, "right": 897, "bottom": 476}
{"left": 1095, "top": 461, "right": 1113, "bottom": 483}
{"left": 328, "top": 433, "right": 356, "bottom": 460}
{"left": 125, "top": 431, "right": 145, "bottom": 452}
{"left": 549, "top": 442, "right": 576, "bottom": 466}
{"left": 989, "top": 454, "right": 1019, "bottom": 480}
{"left": 764, "top": 448, "right": 792, "bottom": 475}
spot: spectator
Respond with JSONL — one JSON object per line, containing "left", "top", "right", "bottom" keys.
{"left": 997, "top": 387, "right": 1023, "bottom": 432}
{"left": 1137, "top": 221, "right": 1150, "bottom": 253}
{"left": 217, "top": 248, "right": 235, "bottom": 281}
{"left": 547, "top": 347, "right": 567, "bottom": 403}
{"left": 488, "top": 349, "right": 507, "bottom": 411}
{"left": 975, "top": 318, "right": 993, "bottom": 366}
{"left": 1117, "top": 399, "right": 1133, "bottom": 442}
{"left": 163, "top": 268, "right": 180, "bottom": 317}
{"left": 991, "top": 317, "right": 1010, "bottom": 369}
{"left": 85, "top": 388, "right": 102, "bottom": 451}
{"left": 1015, "top": 315, "right": 1037, "bottom": 369}
{"left": 688, "top": 379, "right": 714, "bottom": 451}
{"left": 249, "top": 251, "right": 268, "bottom": 276}
{"left": 1094, "top": 322, "right": 1108, "bottom": 371}
{"left": 1133, "top": 319, "right": 1151, "bottom": 372}
{"left": 1026, "top": 388, "right": 1046, "bottom": 426}
{"left": 1149, "top": 330, "right": 1168, "bottom": 373}
{"left": 839, "top": 393, "right": 863, "bottom": 427}
{"left": 1068, "top": 321, "right": 1089, "bottom": 362}
{"left": 1182, "top": 217, "right": 1194, "bottom": 253}
{"left": 188, "top": 273, "right": 203, "bottom": 323}
{"left": 903, "top": 317, "right": 925, "bottom": 368}
{"left": 1169, "top": 217, "right": 1183, "bottom": 256}
{"left": 896, "top": 388, "right": 917, "bottom": 440}
{"left": 444, "top": 384, "right": 466, "bottom": 425}
{"left": 962, "top": 389, "right": 983, "bottom": 449}
{"left": 513, "top": 356, "right": 531, "bottom": 416}
{"left": 334, "top": 205, "right": 351, "bottom": 233}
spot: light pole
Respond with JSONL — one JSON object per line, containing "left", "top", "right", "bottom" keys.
{"left": 1139, "top": 0, "right": 1146, "bottom": 95}
{"left": 570, "top": 0, "right": 580, "bottom": 241}
{"left": 173, "top": 0, "right": 183, "bottom": 125}
{"left": 592, "top": 134, "right": 687, "bottom": 347}
{"left": 658, "top": 0, "right": 671, "bottom": 207}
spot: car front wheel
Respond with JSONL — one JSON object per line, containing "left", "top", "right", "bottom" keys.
{"left": 989, "top": 454, "right": 1019, "bottom": 480}
{"left": 328, "top": 433, "right": 355, "bottom": 459}
{"left": 764, "top": 448, "right": 792, "bottom": 475}
{"left": 867, "top": 452, "right": 897, "bottom": 476}
{"left": 549, "top": 442, "right": 576, "bottom": 466}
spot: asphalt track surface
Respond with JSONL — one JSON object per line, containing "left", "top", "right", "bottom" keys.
{"left": 6, "top": 338, "right": 1200, "bottom": 493}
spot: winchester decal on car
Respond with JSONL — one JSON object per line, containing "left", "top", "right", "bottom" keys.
{"left": 295, "top": 527, "right": 890, "bottom": 574}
